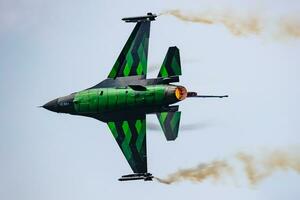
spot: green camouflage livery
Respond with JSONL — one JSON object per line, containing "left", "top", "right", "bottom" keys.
{"left": 108, "top": 22, "right": 150, "bottom": 78}
{"left": 157, "top": 111, "right": 181, "bottom": 141}
{"left": 158, "top": 46, "right": 182, "bottom": 78}
{"left": 73, "top": 85, "right": 174, "bottom": 114}
{"left": 42, "top": 13, "right": 228, "bottom": 181}
{"left": 107, "top": 117, "right": 147, "bottom": 173}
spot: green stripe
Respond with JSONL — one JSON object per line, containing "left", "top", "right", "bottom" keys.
{"left": 123, "top": 53, "right": 133, "bottom": 76}
{"left": 159, "top": 112, "right": 168, "bottom": 124}
{"left": 108, "top": 122, "right": 118, "bottom": 138}
{"left": 136, "top": 63, "right": 143, "bottom": 75}
{"left": 108, "top": 22, "right": 149, "bottom": 78}
{"left": 170, "top": 112, "right": 181, "bottom": 132}
{"left": 121, "top": 121, "right": 132, "bottom": 161}
{"left": 137, "top": 41, "right": 145, "bottom": 75}
{"left": 171, "top": 55, "right": 181, "bottom": 75}
{"left": 160, "top": 65, "right": 168, "bottom": 77}
{"left": 135, "top": 119, "right": 145, "bottom": 152}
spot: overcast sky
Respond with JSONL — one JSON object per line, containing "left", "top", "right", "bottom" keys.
{"left": 1, "top": 0, "right": 300, "bottom": 200}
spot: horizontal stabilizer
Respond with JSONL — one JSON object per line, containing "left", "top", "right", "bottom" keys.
{"left": 156, "top": 111, "right": 181, "bottom": 141}
{"left": 158, "top": 46, "right": 182, "bottom": 78}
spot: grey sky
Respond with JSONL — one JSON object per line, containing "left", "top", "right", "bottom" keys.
{"left": 1, "top": 0, "right": 300, "bottom": 200}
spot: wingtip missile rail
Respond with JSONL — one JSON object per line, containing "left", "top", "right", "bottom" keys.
{"left": 118, "top": 173, "right": 153, "bottom": 181}
{"left": 122, "top": 12, "right": 157, "bottom": 23}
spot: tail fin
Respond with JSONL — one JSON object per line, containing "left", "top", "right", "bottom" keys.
{"left": 156, "top": 111, "right": 181, "bottom": 141}
{"left": 157, "top": 46, "right": 182, "bottom": 78}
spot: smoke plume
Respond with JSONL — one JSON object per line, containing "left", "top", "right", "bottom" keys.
{"left": 160, "top": 9, "right": 300, "bottom": 38}
{"left": 155, "top": 160, "right": 233, "bottom": 184}
{"left": 155, "top": 149, "right": 300, "bottom": 185}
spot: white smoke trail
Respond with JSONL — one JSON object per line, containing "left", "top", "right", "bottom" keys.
{"left": 160, "top": 9, "right": 300, "bottom": 38}
{"left": 155, "top": 149, "right": 300, "bottom": 186}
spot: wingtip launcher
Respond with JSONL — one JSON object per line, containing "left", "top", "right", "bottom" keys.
{"left": 118, "top": 173, "right": 153, "bottom": 181}
{"left": 122, "top": 12, "right": 157, "bottom": 23}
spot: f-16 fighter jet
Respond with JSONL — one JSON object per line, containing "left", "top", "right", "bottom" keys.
{"left": 43, "top": 13, "right": 228, "bottom": 181}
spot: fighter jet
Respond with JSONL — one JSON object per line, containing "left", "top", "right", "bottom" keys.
{"left": 43, "top": 13, "right": 228, "bottom": 181}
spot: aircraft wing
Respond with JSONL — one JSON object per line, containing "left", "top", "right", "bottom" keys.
{"left": 107, "top": 115, "right": 147, "bottom": 173}
{"left": 108, "top": 21, "right": 150, "bottom": 78}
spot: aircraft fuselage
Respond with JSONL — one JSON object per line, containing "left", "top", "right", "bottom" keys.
{"left": 43, "top": 77, "right": 187, "bottom": 122}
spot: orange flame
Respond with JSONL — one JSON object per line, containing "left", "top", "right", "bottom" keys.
{"left": 175, "top": 86, "right": 187, "bottom": 100}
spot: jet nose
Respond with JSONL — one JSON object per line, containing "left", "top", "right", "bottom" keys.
{"left": 43, "top": 98, "right": 59, "bottom": 112}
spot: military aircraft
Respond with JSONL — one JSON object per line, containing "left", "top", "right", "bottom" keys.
{"left": 43, "top": 13, "right": 228, "bottom": 181}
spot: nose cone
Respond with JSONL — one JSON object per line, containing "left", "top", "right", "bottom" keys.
{"left": 43, "top": 98, "right": 59, "bottom": 112}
